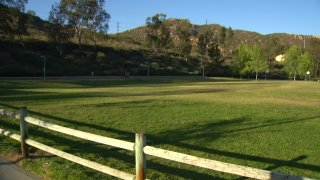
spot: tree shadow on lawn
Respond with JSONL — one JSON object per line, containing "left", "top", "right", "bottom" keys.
{"left": 0, "top": 88, "right": 228, "bottom": 102}
{"left": 0, "top": 103, "right": 319, "bottom": 178}
{"left": 0, "top": 79, "right": 213, "bottom": 90}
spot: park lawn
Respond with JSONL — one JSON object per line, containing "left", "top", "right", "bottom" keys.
{"left": 0, "top": 79, "right": 319, "bottom": 179}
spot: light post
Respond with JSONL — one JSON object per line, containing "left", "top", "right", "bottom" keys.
{"left": 146, "top": 61, "right": 150, "bottom": 78}
{"left": 265, "top": 69, "right": 269, "bottom": 80}
{"left": 306, "top": 71, "right": 310, "bottom": 81}
{"left": 41, "top": 56, "right": 46, "bottom": 80}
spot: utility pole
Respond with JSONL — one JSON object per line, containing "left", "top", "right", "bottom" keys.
{"left": 303, "top": 36, "right": 306, "bottom": 49}
{"left": 117, "top": 22, "right": 120, "bottom": 34}
{"left": 147, "top": 61, "right": 150, "bottom": 78}
{"left": 41, "top": 56, "right": 46, "bottom": 80}
{"left": 206, "top": 19, "right": 207, "bottom": 25}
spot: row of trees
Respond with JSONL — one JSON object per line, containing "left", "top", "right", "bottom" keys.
{"left": 145, "top": 13, "right": 318, "bottom": 80}
{"left": 232, "top": 43, "right": 315, "bottom": 80}
{"left": 283, "top": 46, "right": 314, "bottom": 81}
{"left": 233, "top": 44, "right": 268, "bottom": 80}
{"left": 145, "top": 13, "right": 233, "bottom": 76}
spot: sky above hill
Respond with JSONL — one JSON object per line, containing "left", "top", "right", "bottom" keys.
{"left": 26, "top": 0, "right": 320, "bottom": 36}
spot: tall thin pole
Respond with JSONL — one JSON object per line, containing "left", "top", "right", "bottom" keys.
{"left": 117, "top": 22, "right": 120, "bottom": 34}
{"left": 203, "top": 65, "right": 205, "bottom": 77}
{"left": 201, "top": 56, "right": 204, "bottom": 77}
{"left": 303, "top": 36, "right": 306, "bottom": 49}
{"left": 43, "top": 56, "right": 46, "bottom": 80}
{"left": 147, "top": 61, "right": 150, "bottom": 78}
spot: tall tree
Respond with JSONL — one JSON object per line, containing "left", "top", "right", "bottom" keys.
{"left": 207, "top": 39, "right": 222, "bottom": 64}
{"left": 233, "top": 44, "right": 251, "bottom": 78}
{"left": 297, "top": 51, "right": 314, "bottom": 79}
{"left": 245, "top": 44, "right": 268, "bottom": 80}
{"left": 176, "top": 19, "right": 192, "bottom": 58}
{"left": 197, "top": 33, "right": 207, "bottom": 76}
{"left": 0, "top": 0, "right": 28, "bottom": 47}
{"left": 283, "top": 45, "right": 301, "bottom": 81}
{"left": 306, "top": 37, "right": 320, "bottom": 77}
{"left": 197, "top": 31, "right": 213, "bottom": 76}
{"left": 262, "top": 37, "right": 284, "bottom": 67}
{"left": 87, "top": 0, "right": 110, "bottom": 50}
{"left": 146, "top": 13, "right": 171, "bottom": 53}
{"left": 197, "top": 30, "right": 223, "bottom": 76}
{"left": 60, "top": 0, "right": 91, "bottom": 49}
{"left": 46, "top": 3, "right": 72, "bottom": 55}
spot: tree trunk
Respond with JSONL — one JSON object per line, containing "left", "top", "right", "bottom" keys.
{"left": 18, "top": 35, "right": 25, "bottom": 49}
{"left": 78, "top": 35, "right": 82, "bottom": 49}
{"left": 76, "top": 26, "right": 82, "bottom": 50}
{"left": 294, "top": 76, "right": 296, "bottom": 82}
{"left": 94, "top": 33, "right": 97, "bottom": 51}
{"left": 58, "top": 44, "right": 62, "bottom": 56}
{"left": 255, "top": 72, "right": 258, "bottom": 80}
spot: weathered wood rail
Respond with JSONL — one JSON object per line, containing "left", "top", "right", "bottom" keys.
{"left": 0, "top": 108, "right": 315, "bottom": 180}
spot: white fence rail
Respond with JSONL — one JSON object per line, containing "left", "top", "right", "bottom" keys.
{"left": 0, "top": 108, "right": 315, "bottom": 180}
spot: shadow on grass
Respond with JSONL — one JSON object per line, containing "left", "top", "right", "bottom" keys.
{"left": 0, "top": 88, "right": 228, "bottom": 102}
{"left": 0, "top": 103, "right": 319, "bottom": 178}
{"left": 0, "top": 118, "right": 223, "bottom": 179}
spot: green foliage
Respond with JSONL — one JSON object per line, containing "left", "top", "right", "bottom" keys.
{"left": 246, "top": 44, "right": 268, "bottom": 80}
{"left": 297, "top": 51, "right": 314, "bottom": 78}
{"left": 60, "top": 0, "right": 95, "bottom": 49}
{"left": 46, "top": 3, "right": 72, "bottom": 55}
{"left": 86, "top": 0, "right": 110, "bottom": 49}
{"left": 234, "top": 44, "right": 268, "bottom": 79}
{"left": 306, "top": 37, "right": 320, "bottom": 77}
{"left": 233, "top": 44, "right": 251, "bottom": 77}
{"left": 196, "top": 30, "right": 223, "bottom": 76}
{"left": 146, "top": 13, "right": 171, "bottom": 53}
{"left": 283, "top": 45, "right": 301, "bottom": 81}
{"left": 207, "top": 41, "right": 222, "bottom": 64}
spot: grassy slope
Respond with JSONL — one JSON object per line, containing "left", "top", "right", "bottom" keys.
{"left": 0, "top": 79, "right": 319, "bottom": 179}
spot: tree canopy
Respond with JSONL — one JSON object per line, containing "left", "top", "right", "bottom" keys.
{"left": 146, "top": 13, "right": 171, "bottom": 53}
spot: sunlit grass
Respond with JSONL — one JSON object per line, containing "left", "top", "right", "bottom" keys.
{"left": 0, "top": 79, "right": 319, "bottom": 179}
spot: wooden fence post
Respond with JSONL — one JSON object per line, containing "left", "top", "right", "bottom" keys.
{"left": 20, "top": 107, "right": 28, "bottom": 158}
{"left": 135, "top": 133, "right": 146, "bottom": 180}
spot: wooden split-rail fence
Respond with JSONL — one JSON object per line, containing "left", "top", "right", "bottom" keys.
{"left": 0, "top": 107, "right": 314, "bottom": 180}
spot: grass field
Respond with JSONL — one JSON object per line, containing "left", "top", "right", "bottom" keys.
{"left": 0, "top": 79, "right": 319, "bottom": 179}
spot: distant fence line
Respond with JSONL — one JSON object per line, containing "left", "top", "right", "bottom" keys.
{"left": 0, "top": 108, "right": 314, "bottom": 180}
{"left": 0, "top": 76, "right": 207, "bottom": 81}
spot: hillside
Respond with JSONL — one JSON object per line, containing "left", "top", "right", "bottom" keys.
{"left": 120, "top": 18, "right": 319, "bottom": 55}
{"left": 1, "top": 8, "right": 320, "bottom": 78}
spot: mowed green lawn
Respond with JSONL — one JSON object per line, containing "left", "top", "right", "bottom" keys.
{"left": 0, "top": 79, "right": 319, "bottom": 179}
